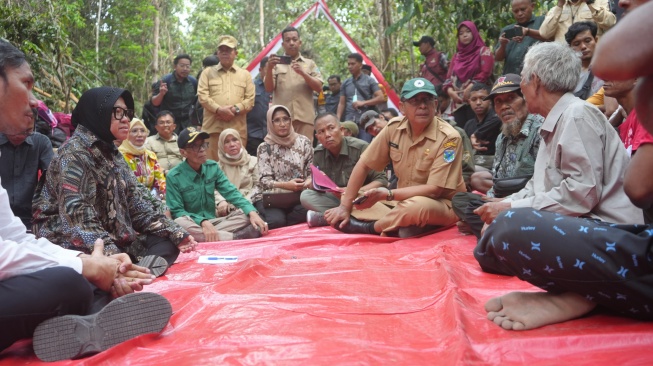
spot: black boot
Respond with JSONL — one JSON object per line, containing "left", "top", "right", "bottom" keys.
{"left": 233, "top": 225, "right": 262, "bottom": 240}
{"left": 336, "top": 217, "right": 379, "bottom": 235}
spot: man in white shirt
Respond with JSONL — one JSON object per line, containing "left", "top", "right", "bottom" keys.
{"left": 0, "top": 40, "right": 172, "bottom": 362}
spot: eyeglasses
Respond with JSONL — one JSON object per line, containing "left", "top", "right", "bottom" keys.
{"left": 177, "top": 64, "right": 191, "bottom": 70}
{"left": 185, "top": 142, "right": 209, "bottom": 152}
{"left": 157, "top": 121, "right": 174, "bottom": 126}
{"left": 112, "top": 106, "right": 135, "bottom": 121}
{"left": 130, "top": 128, "right": 148, "bottom": 135}
{"left": 272, "top": 116, "right": 291, "bottom": 125}
{"left": 405, "top": 97, "right": 435, "bottom": 107}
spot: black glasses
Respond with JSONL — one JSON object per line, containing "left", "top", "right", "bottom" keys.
{"left": 112, "top": 106, "right": 135, "bottom": 121}
{"left": 272, "top": 116, "right": 291, "bottom": 125}
{"left": 186, "top": 142, "right": 209, "bottom": 152}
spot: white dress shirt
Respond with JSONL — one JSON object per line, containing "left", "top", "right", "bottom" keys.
{"left": 0, "top": 176, "right": 82, "bottom": 281}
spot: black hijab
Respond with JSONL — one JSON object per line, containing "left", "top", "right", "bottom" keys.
{"left": 71, "top": 86, "right": 135, "bottom": 144}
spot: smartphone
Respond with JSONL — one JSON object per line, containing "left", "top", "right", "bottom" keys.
{"left": 353, "top": 196, "right": 368, "bottom": 205}
{"left": 278, "top": 55, "right": 292, "bottom": 64}
{"left": 504, "top": 26, "right": 524, "bottom": 39}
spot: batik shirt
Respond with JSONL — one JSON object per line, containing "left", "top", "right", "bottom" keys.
{"left": 32, "top": 125, "right": 187, "bottom": 257}
{"left": 250, "top": 135, "right": 313, "bottom": 203}
{"left": 121, "top": 150, "right": 166, "bottom": 198}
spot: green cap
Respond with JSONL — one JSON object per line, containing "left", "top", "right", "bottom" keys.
{"left": 401, "top": 78, "right": 438, "bottom": 99}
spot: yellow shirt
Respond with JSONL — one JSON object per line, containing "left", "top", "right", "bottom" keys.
{"left": 269, "top": 54, "right": 323, "bottom": 124}
{"left": 361, "top": 116, "right": 465, "bottom": 200}
{"left": 197, "top": 63, "right": 255, "bottom": 135}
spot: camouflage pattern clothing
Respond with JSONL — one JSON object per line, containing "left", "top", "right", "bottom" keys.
{"left": 32, "top": 125, "right": 187, "bottom": 257}
{"left": 488, "top": 113, "right": 543, "bottom": 197}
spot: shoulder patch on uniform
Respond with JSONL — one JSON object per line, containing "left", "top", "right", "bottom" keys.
{"left": 443, "top": 139, "right": 457, "bottom": 150}
{"left": 444, "top": 148, "right": 456, "bottom": 163}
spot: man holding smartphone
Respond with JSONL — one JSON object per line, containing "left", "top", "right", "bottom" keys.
{"left": 540, "top": 0, "right": 615, "bottom": 43}
{"left": 495, "top": 0, "right": 546, "bottom": 75}
{"left": 265, "top": 26, "right": 323, "bottom": 144}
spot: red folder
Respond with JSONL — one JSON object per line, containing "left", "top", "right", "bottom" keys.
{"left": 310, "top": 164, "right": 344, "bottom": 193}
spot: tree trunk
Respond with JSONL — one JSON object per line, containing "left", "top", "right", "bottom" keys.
{"left": 375, "top": 0, "right": 392, "bottom": 72}
{"left": 152, "top": 0, "right": 161, "bottom": 83}
{"left": 259, "top": 0, "right": 264, "bottom": 49}
{"left": 96, "top": 0, "right": 102, "bottom": 64}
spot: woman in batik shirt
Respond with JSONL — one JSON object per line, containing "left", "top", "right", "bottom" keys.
{"left": 32, "top": 87, "right": 196, "bottom": 276}
{"left": 250, "top": 105, "right": 313, "bottom": 229}
{"left": 119, "top": 118, "right": 166, "bottom": 199}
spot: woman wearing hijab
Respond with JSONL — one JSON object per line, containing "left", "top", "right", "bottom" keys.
{"left": 119, "top": 118, "right": 166, "bottom": 199}
{"left": 215, "top": 128, "right": 258, "bottom": 216}
{"left": 33, "top": 87, "right": 197, "bottom": 277}
{"left": 250, "top": 105, "right": 313, "bottom": 229}
{"left": 442, "top": 21, "right": 495, "bottom": 127}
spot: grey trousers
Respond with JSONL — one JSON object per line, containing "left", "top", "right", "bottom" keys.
{"left": 300, "top": 190, "right": 340, "bottom": 213}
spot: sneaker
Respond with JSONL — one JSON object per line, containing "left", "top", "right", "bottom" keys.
{"left": 397, "top": 225, "right": 444, "bottom": 238}
{"left": 33, "top": 292, "right": 172, "bottom": 362}
{"left": 307, "top": 210, "right": 329, "bottom": 228}
{"left": 138, "top": 255, "right": 168, "bottom": 277}
{"left": 233, "top": 225, "right": 261, "bottom": 240}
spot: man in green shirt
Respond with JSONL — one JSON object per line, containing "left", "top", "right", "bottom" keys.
{"left": 166, "top": 127, "right": 268, "bottom": 242}
{"left": 301, "top": 113, "right": 387, "bottom": 225}
{"left": 495, "top": 0, "right": 546, "bottom": 75}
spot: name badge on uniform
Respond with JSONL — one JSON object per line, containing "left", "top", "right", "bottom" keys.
{"left": 443, "top": 140, "right": 457, "bottom": 163}
{"left": 389, "top": 142, "right": 399, "bottom": 149}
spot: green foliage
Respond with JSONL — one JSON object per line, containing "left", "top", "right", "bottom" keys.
{"left": 0, "top": 0, "right": 561, "bottom": 113}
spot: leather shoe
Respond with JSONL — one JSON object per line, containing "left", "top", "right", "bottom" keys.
{"left": 307, "top": 210, "right": 329, "bottom": 228}
{"left": 335, "top": 217, "right": 378, "bottom": 235}
{"left": 233, "top": 225, "right": 261, "bottom": 240}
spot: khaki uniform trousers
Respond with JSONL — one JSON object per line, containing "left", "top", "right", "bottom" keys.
{"left": 174, "top": 210, "right": 250, "bottom": 242}
{"left": 376, "top": 196, "right": 458, "bottom": 235}
{"left": 293, "top": 120, "right": 314, "bottom": 144}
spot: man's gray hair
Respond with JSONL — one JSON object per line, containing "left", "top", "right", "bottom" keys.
{"left": 522, "top": 42, "right": 580, "bottom": 93}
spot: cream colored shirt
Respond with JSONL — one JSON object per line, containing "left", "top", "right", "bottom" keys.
{"left": 144, "top": 133, "right": 183, "bottom": 172}
{"left": 269, "top": 54, "right": 322, "bottom": 124}
{"left": 505, "top": 93, "right": 643, "bottom": 224}
{"left": 197, "top": 63, "right": 255, "bottom": 135}
{"left": 540, "top": 0, "right": 616, "bottom": 43}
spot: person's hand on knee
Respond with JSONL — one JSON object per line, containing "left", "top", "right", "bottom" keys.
{"left": 80, "top": 239, "right": 122, "bottom": 292}
{"left": 178, "top": 235, "right": 198, "bottom": 252}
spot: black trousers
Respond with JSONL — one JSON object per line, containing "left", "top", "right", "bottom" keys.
{"left": 475, "top": 208, "right": 653, "bottom": 320}
{"left": 451, "top": 192, "right": 486, "bottom": 238}
{"left": 141, "top": 234, "right": 180, "bottom": 266}
{"left": 246, "top": 137, "right": 264, "bottom": 157}
{"left": 254, "top": 200, "right": 307, "bottom": 230}
{"left": 0, "top": 267, "right": 111, "bottom": 352}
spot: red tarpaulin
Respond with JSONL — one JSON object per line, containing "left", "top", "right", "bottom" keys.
{"left": 2, "top": 225, "right": 652, "bottom": 365}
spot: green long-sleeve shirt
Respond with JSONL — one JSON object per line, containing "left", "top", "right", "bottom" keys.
{"left": 166, "top": 160, "right": 256, "bottom": 225}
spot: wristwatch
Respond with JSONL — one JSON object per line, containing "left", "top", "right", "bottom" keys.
{"left": 386, "top": 189, "right": 394, "bottom": 201}
{"left": 233, "top": 105, "right": 240, "bottom": 115}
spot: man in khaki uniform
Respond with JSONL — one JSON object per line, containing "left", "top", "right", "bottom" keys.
{"left": 265, "top": 26, "right": 323, "bottom": 143}
{"left": 324, "top": 78, "right": 466, "bottom": 237}
{"left": 197, "top": 35, "right": 255, "bottom": 161}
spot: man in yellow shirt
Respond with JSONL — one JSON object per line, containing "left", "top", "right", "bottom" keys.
{"left": 197, "top": 35, "right": 255, "bottom": 161}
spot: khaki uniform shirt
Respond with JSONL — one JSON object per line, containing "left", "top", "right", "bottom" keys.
{"left": 197, "top": 63, "right": 255, "bottom": 135}
{"left": 505, "top": 93, "right": 643, "bottom": 224}
{"left": 540, "top": 0, "right": 615, "bottom": 43}
{"left": 144, "top": 133, "right": 183, "bottom": 172}
{"left": 270, "top": 54, "right": 322, "bottom": 125}
{"left": 360, "top": 116, "right": 465, "bottom": 200}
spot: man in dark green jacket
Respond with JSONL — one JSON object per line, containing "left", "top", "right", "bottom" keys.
{"left": 166, "top": 127, "right": 268, "bottom": 242}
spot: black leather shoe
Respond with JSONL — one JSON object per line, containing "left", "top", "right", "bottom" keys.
{"left": 336, "top": 217, "right": 378, "bottom": 235}
{"left": 233, "top": 225, "right": 261, "bottom": 240}
{"left": 307, "top": 210, "right": 329, "bottom": 228}
{"left": 398, "top": 225, "right": 445, "bottom": 238}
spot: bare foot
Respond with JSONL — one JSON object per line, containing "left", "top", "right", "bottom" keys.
{"left": 485, "top": 291, "right": 597, "bottom": 330}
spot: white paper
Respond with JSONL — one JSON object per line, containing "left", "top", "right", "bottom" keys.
{"left": 198, "top": 255, "right": 239, "bottom": 264}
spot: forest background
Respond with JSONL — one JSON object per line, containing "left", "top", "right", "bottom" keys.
{"left": 0, "top": 0, "right": 556, "bottom": 113}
